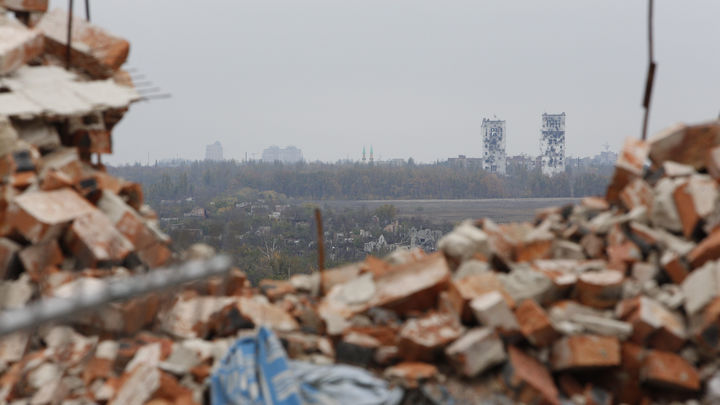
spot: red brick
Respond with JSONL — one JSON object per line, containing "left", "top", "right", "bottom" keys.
{"left": 616, "top": 296, "right": 686, "bottom": 351}
{"left": 660, "top": 251, "right": 688, "bottom": 284}
{"left": 0, "top": 237, "right": 21, "bottom": 279}
{"left": 582, "top": 196, "right": 610, "bottom": 212}
{"left": 36, "top": 9, "right": 130, "bottom": 79}
{"left": 689, "top": 227, "right": 720, "bottom": 269}
{"left": 8, "top": 188, "right": 96, "bottom": 244}
{"left": 514, "top": 299, "right": 558, "bottom": 347}
{"left": 383, "top": 362, "right": 438, "bottom": 389}
{"left": 0, "top": 14, "right": 44, "bottom": 75}
{"left": 606, "top": 240, "right": 642, "bottom": 272}
{"left": 606, "top": 138, "right": 648, "bottom": 204}
{"left": 503, "top": 345, "right": 559, "bottom": 405}
{"left": 445, "top": 327, "right": 506, "bottom": 377}
{"left": 447, "top": 272, "right": 514, "bottom": 322}
{"left": 694, "top": 296, "right": 720, "bottom": 352}
{"left": 0, "top": 0, "right": 48, "bottom": 12}
{"left": 237, "top": 297, "right": 299, "bottom": 332}
{"left": 640, "top": 350, "right": 700, "bottom": 391}
{"left": 620, "top": 178, "right": 654, "bottom": 211}
{"left": 707, "top": 145, "right": 720, "bottom": 179}
{"left": 550, "top": 335, "right": 621, "bottom": 370}
{"left": 584, "top": 385, "right": 613, "bottom": 405}
{"left": 259, "top": 279, "right": 295, "bottom": 301}
{"left": 18, "top": 239, "right": 62, "bottom": 281}
{"left": 673, "top": 176, "right": 718, "bottom": 239}
{"left": 648, "top": 121, "right": 720, "bottom": 169}
{"left": 369, "top": 252, "right": 450, "bottom": 314}
{"left": 64, "top": 209, "right": 134, "bottom": 267}
{"left": 398, "top": 312, "right": 463, "bottom": 362}
{"left": 137, "top": 242, "right": 171, "bottom": 268}
{"left": 575, "top": 270, "right": 624, "bottom": 309}
{"left": 119, "top": 181, "right": 144, "bottom": 211}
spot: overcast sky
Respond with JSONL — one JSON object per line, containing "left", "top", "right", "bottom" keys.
{"left": 50, "top": 0, "right": 720, "bottom": 164}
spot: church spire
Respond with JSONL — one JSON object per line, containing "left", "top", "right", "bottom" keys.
{"left": 370, "top": 145, "right": 374, "bottom": 164}
{"left": 362, "top": 146, "right": 366, "bottom": 162}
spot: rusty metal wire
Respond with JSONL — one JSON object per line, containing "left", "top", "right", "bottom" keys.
{"left": 0, "top": 256, "right": 232, "bottom": 338}
{"left": 641, "top": 0, "right": 656, "bottom": 141}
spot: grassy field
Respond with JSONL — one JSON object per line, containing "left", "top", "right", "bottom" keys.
{"left": 309, "top": 198, "right": 582, "bottom": 225}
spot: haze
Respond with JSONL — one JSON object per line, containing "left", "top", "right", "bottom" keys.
{"left": 49, "top": 0, "right": 720, "bottom": 164}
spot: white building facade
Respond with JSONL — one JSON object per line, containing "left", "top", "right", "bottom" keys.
{"left": 262, "top": 146, "right": 303, "bottom": 164}
{"left": 205, "top": 141, "right": 223, "bottom": 161}
{"left": 540, "top": 113, "right": 566, "bottom": 177}
{"left": 481, "top": 118, "right": 507, "bottom": 175}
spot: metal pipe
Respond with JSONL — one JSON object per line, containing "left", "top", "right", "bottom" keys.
{"left": 66, "top": 0, "right": 74, "bottom": 70}
{"left": 0, "top": 256, "right": 232, "bottom": 337}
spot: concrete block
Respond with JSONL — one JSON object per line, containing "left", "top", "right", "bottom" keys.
{"left": 470, "top": 290, "right": 519, "bottom": 333}
{"left": 681, "top": 261, "right": 719, "bottom": 315}
{"left": 445, "top": 327, "right": 506, "bottom": 377}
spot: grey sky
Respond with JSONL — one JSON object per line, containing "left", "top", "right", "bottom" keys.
{"left": 50, "top": 1, "right": 720, "bottom": 164}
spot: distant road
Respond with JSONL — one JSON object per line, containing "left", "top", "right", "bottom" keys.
{"left": 304, "top": 198, "right": 582, "bottom": 224}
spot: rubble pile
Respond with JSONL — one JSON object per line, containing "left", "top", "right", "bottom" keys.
{"left": 3, "top": 2, "right": 720, "bottom": 405}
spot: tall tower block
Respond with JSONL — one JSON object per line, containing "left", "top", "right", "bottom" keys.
{"left": 481, "top": 118, "right": 507, "bottom": 175}
{"left": 540, "top": 113, "right": 566, "bottom": 177}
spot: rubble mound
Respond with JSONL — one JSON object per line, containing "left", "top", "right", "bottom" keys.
{"left": 3, "top": 2, "right": 720, "bottom": 404}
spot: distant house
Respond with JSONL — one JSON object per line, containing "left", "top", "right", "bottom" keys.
{"left": 184, "top": 207, "right": 207, "bottom": 218}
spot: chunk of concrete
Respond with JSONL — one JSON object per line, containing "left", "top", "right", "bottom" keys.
{"left": 445, "top": 328, "right": 506, "bottom": 377}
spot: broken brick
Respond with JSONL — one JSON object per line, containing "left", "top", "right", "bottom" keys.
{"left": 469, "top": 290, "right": 519, "bottom": 333}
{"left": 514, "top": 299, "right": 558, "bottom": 347}
{"left": 502, "top": 345, "right": 559, "bottom": 405}
{"left": 640, "top": 350, "right": 700, "bottom": 391}
{"left": 575, "top": 270, "right": 624, "bottom": 309}
{"left": 8, "top": 188, "right": 95, "bottom": 244}
{"left": 64, "top": 209, "right": 134, "bottom": 267}
{"left": 36, "top": 9, "right": 130, "bottom": 79}
{"left": 398, "top": 312, "right": 463, "bottom": 362}
{"left": 551, "top": 334, "right": 621, "bottom": 370}
{"left": 648, "top": 121, "right": 720, "bottom": 169}
{"left": 383, "top": 362, "right": 438, "bottom": 389}
{"left": 448, "top": 271, "right": 513, "bottom": 323}
{"left": 0, "top": 14, "right": 44, "bottom": 75}
{"left": 445, "top": 327, "right": 506, "bottom": 377}
{"left": 18, "top": 239, "right": 62, "bottom": 281}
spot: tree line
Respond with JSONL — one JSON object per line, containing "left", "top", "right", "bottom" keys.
{"left": 109, "top": 160, "right": 611, "bottom": 205}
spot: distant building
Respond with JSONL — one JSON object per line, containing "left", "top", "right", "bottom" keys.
{"left": 540, "top": 113, "right": 566, "bottom": 177}
{"left": 447, "top": 155, "right": 484, "bottom": 170}
{"left": 506, "top": 154, "right": 537, "bottom": 173}
{"left": 205, "top": 141, "right": 223, "bottom": 161}
{"left": 184, "top": 207, "right": 207, "bottom": 218}
{"left": 262, "top": 146, "right": 303, "bottom": 164}
{"left": 481, "top": 118, "right": 507, "bottom": 175}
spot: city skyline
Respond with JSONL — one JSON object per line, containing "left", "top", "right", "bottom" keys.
{"left": 67, "top": 1, "right": 720, "bottom": 165}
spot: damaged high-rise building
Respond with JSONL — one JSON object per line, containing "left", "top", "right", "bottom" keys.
{"left": 481, "top": 118, "right": 506, "bottom": 175}
{"left": 540, "top": 112, "right": 566, "bottom": 177}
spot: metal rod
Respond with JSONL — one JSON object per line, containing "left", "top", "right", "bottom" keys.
{"left": 641, "top": 0, "right": 655, "bottom": 141}
{"left": 66, "top": 0, "right": 74, "bottom": 70}
{"left": 85, "top": 0, "right": 90, "bottom": 21}
{"left": 0, "top": 256, "right": 232, "bottom": 337}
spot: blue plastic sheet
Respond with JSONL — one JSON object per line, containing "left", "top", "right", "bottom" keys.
{"left": 211, "top": 327, "right": 302, "bottom": 405}
{"left": 211, "top": 327, "right": 403, "bottom": 405}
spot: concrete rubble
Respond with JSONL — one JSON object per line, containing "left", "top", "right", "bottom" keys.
{"left": 2, "top": 5, "right": 720, "bottom": 405}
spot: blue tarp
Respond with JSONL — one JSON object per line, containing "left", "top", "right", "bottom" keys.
{"left": 211, "top": 327, "right": 403, "bottom": 405}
